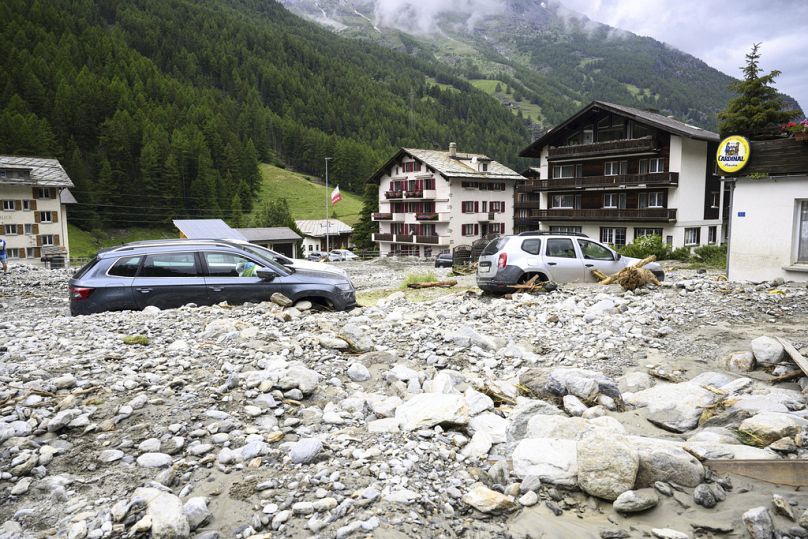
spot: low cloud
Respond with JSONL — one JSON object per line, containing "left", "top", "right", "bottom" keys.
{"left": 372, "top": 0, "right": 507, "bottom": 34}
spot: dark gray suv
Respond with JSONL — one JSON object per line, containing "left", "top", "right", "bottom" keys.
{"left": 69, "top": 240, "right": 356, "bottom": 315}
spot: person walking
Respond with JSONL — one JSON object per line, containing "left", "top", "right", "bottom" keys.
{"left": 0, "top": 237, "right": 7, "bottom": 274}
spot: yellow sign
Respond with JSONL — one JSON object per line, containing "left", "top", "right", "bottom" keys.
{"left": 716, "top": 135, "right": 751, "bottom": 174}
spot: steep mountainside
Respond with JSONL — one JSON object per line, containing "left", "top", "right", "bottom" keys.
{"left": 0, "top": 0, "right": 530, "bottom": 228}
{"left": 280, "top": 0, "right": 802, "bottom": 133}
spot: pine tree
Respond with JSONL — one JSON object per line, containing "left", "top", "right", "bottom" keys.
{"left": 352, "top": 184, "right": 378, "bottom": 250}
{"left": 229, "top": 192, "right": 244, "bottom": 228}
{"left": 718, "top": 43, "right": 799, "bottom": 137}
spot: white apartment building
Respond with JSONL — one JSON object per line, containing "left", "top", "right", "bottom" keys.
{"left": 517, "top": 102, "right": 726, "bottom": 249}
{"left": 0, "top": 156, "right": 74, "bottom": 260}
{"left": 369, "top": 144, "right": 524, "bottom": 257}
{"left": 727, "top": 138, "right": 808, "bottom": 282}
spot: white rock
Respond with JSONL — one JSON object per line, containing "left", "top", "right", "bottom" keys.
{"left": 136, "top": 453, "right": 173, "bottom": 468}
{"left": 627, "top": 382, "right": 720, "bottom": 433}
{"left": 395, "top": 393, "right": 469, "bottom": 431}
{"left": 577, "top": 431, "right": 639, "bottom": 501}
{"left": 461, "top": 483, "right": 514, "bottom": 513}
{"left": 468, "top": 412, "right": 508, "bottom": 443}
{"left": 461, "top": 431, "right": 493, "bottom": 459}
{"left": 132, "top": 487, "right": 190, "bottom": 539}
{"left": 182, "top": 497, "right": 210, "bottom": 530}
{"left": 629, "top": 436, "right": 704, "bottom": 488}
{"left": 512, "top": 438, "right": 578, "bottom": 487}
{"left": 562, "top": 395, "right": 588, "bottom": 417}
{"left": 346, "top": 363, "right": 371, "bottom": 382}
{"left": 739, "top": 412, "right": 808, "bottom": 446}
{"left": 98, "top": 450, "right": 124, "bottom": 463}
{"left": 464, "top": 388, "right": 494, "bottom": 415}
{"left": 751, "top": 336, "right": 785, "bottom": 365}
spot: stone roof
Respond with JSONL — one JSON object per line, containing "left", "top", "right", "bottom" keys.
{"left": 295, "top": 219, "right": 353, "bottom": 238}
{"left": 236, "top": 227, "right": 302, "bottom": 242}
{"left": 368, "top": 147, "right": 524, "bottom": 183}
{"left": 172, "top": 219, "right": 247, "bottom": 240}
{"left": 0, "top": 155, "right": 74, "bottom": 187}
{"left": 520, "top": 101, "right": 720, "bottom": 157}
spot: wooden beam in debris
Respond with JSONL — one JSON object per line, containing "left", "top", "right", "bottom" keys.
{"left": 705, "top": 459, "right": 808, "bottom": 487}
{"left": 407, "top": 280, "right": 457, "bottom": 289}
{"left": 776, "top": 337, "right": 808, "bottom": 380}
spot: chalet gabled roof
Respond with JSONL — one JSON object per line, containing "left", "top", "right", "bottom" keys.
{"left": 368, "top": 147, "right": 524, "bottom": 183}
{"left": 294, "top": 219, "right": 353, "bottom": 238}
{"left": 236, "top": 227, "right": 302, "bottom": 242}
{"left": 519, "top": 101, "right": 720, "bottom": 158}
{"left": 0, "top": 155, "right": 74, "bottom": 187}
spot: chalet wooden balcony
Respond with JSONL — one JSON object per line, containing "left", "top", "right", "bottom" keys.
{"left": 537, "top": 208, "right": 677, "bottom": 222}
{"left": 372, "top": 212, "right": 393, "bottom": 221}
{"left": 384, "top": 190, "right": 404, "bottom": 199}
{"left": 372, "top": 233, "right": 450, "bottom": 245}
{"left": 477, "top": 212, "right": 497, "bottom": 222}
{"left": 547, "top": 136, "right": 658, "bottom": 161}
{"left": 514, "top": 217, "right": 539, "bottom": 226}
{"left": 524, "top": 172, "right": 679, "bottom": 192}
{"left": 373, "top": 233, "right": 393, "bottom": 242}
{"left": 514, "top": 200, "right": 542, "bottom": 209}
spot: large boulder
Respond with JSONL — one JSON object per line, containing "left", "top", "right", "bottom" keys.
{"left": 627, "top": 382, "right": 720, "bottom": 433}
{"left": 526, "top": 414, "right": 624, "bottom": 440}
{"left": 577, "top": 432, "right": 639, "bottom": 501}
{"left": 511, "top": 438, "right": 578, "bottom": 487}
{"left": 545, "top": 368, "right": 622, "bottom": 404}
{"left": 742, "top": 506, "right": 774, "bottom": 539}
{"left": 738, "top": 412, "right": 808, "bottom": 447}
{"left": 506, "top": 398, "right": 565, "bottom": 442}
{"left": 612, "top": 489, "right": 659, "bottom": 513}
{"left": 132, "top": 487, "right": 190, "bottom": 539}
{"left": 629, "top": 436, "right": 704, "bottom": 488}
{"left": 751, "top": 336, "right": 785, "bottom": 365}
{"left": 395, "top": 393, "right": 469, "bottom": 431}
{"left": 468, "top": 413, "right": 508, "bottom": 444}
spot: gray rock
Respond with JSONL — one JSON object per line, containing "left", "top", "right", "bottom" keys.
{"left": 727, "top": 351, "right": 756, "bottom": 372}
{"left": 751, "top": 336, "right": 785, "bottom": 365}
{"left": 742, "top": 506, "right": 774, "bottom": 539}
{"left": 506, "top": 398, "right": 565, "bottom": 442}
{"left": 290, "top": 438, "right": 323, "bottom": 464}
{"left": 520, "top": 475, "right": 542, "bottom": 494}
{"left": 346, "top": 363, "right": 371, "bottom": 382}
{"left": 395, "top": 393, "right": 469, "bottom": 431}
{"left": 136, "top": 452, "right": 173, "bottom": 468}
{"left": 577, "top": 432, "right": 639, "bottom": 501}
{"left": 630, "top": 436, "right": 704, "bottom": 488}
{"left": 546, "top": 368, "right": 621, "bottom": 403}
{"left": 650, "top": 529, "right": 689, "bottom": 539}
{"left": 512, "top": 438, "right": 578, "bottom": 487}
{"left": 98, "top": 450, "right": 124, "bottom": 463}
{"left": 612, "top": 489, "right": 658, "bottom": 513}
{"left": 182, "top": 497, "right": 210, "bottom": 530}
{"left": 693, "top": 483, "right": 717, "bottom": 508}
{"left": 562, "top": 395, "right": 588, "bottom": 417}
{"left": 518, "top": 490, "right": 539, "bottom": 506}
{"left": 739, "top": 412, "right": 808, "bottom": 446}
{"left": 47, "top": 408, "right": 81, "bottom": 432}
{"left": 271, "top": 293, "right": 293, "bottom": 307}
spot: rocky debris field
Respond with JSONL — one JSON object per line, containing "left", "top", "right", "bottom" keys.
{"left": 2, "top": 262, "right": 808, "bottom": 539}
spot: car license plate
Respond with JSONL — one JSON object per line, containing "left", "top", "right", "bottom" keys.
{"left": 480, "top": 262, "right": 491, "bottom": 270}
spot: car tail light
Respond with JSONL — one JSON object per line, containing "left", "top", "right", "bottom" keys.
{"left": 497, "top": 253, "right": 508, "bottom": 269}
{"left": 69, "top": 286, "right": 94, "bottom": 300}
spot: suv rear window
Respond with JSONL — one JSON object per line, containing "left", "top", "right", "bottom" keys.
{"left": 72, "top": 257, "right": 98, "bottom": 279}
{"left": 108, "top": 256, "right": 142, "bottom": 277}
{"left": 141, "top": 252, "right": 201, "bottom": 277}
{"left": 546, "top": 238, "right": 577, "bottom": 258}
{"left": 521, "top": 238, "right": 541, "bottom": 255}
{"left": 481, "top": 237, "right": 508, "bottom": 256}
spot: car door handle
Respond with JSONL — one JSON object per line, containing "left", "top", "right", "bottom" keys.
{"left": 137, "top": 288, "right": 152, "bottom": 294}
{"left": 585, "top": 263, "right": 594, "bottom": 267}
{"left": 209, "top": 286, "right": 223, "bottom": 292}
{"left": 547, "top": 262, "right": 557, "bottom": 266}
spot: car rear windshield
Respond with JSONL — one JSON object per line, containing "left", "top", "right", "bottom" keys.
{"left": 108, "top": 256, "right": 142, "bottom": 277}
{"left": 481, "top": 237, "right": 508, "bottom": 256}
{"left": 72, "top": 257, "right": 99, "bottom": 279}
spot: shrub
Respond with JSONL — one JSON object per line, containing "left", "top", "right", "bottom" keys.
{"left": 619, "top": 234, "right": 671, "bottom": 260}
{"left": 670, "top": 247, "right": 692, "bottom": 261}
{"left": 123, "top": 335, "right": 149, "bottom": 345}
{"left": 693, "top": 244, "right": 727, "bottom": 267}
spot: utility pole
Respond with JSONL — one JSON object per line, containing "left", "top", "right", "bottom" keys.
{"left": 325, "top": 157, "right": 332, "bottom": 253}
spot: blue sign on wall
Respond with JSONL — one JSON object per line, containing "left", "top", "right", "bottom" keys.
{"left": 737, "top": 211, "right": 746, "bottom": 217}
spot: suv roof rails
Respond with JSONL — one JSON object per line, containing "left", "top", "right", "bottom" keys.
{"left": 517, "top": 230, "right": 589, "bottom": 238}
{"left": 107, "top": 238, "right": 238, "bottom": 253}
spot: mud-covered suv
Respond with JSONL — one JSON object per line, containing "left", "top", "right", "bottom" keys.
{"left": 476, "top": 232, "right": 664, "bottom": 292}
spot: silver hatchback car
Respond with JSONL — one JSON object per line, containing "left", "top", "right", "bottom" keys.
{"left": 476, "top": 232, "right": 664, "bottom": 292}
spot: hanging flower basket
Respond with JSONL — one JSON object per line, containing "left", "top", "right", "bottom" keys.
{"left": 781, "top": 119, "right": 808, "bottom": 142}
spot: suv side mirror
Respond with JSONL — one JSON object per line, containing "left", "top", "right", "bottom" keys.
{"left": 256, "top": 268, "right": 277, "bottom": 281}
{"left": 615, "top": 252, "right": 622, "bottom": 261}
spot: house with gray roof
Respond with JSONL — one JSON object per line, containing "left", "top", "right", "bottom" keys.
{"left": 517, "top": 101, "right": 725, "bottom": 249}
{"left": 368, "top": 143, "right": 524, "bottom": 257}
{"left": 0, "top": 155, "right": 76, "bottom": 261}
{"left": 295, "top": 219, "right": 353, "bottom": 253}
{"left": 236, "top": 227, "right": 302, "bottom": 258}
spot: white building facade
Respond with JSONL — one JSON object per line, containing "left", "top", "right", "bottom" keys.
{"left": 727, "top": 139, "right": 808, "bottom": 282}
{"left": 0, "top": 156, "right": 74, "bottom": 260}
{"left": 370, "top": 144, "right": 523, "bottom": 257}
{"left": 517, "top": 102, "right": 726, "bottom": 249}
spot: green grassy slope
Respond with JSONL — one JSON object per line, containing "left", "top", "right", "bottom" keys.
{"left": 67, "top": 224, "right": 175, "bottom": 259}
{"left": 251, "top": 164, "right": 364, "bottom": 226}
{"left": 470, "top": 79, "right": 543, "bottom": 123}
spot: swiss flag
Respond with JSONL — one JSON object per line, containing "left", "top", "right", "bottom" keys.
{"left": 331, "top": 185, "right": 342, "bottom": 205}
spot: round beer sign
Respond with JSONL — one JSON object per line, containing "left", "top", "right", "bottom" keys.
{"left": 716, "top": 135, "right": 751, "bottom": 174}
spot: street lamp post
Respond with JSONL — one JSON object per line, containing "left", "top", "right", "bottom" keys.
{"left": 325, "top": 157, "right": 332, "bottom": 253}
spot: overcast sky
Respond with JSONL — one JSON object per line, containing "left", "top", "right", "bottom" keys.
{"left": 559, "top": 0, "right": 808, "bottom": 111}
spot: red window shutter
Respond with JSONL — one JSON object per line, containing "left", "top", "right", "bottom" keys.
{"left": 474, "top": 201, "right": 479, "bottom": 212}
{"left": 474, "top": 224, "right": 479, "bottom": 235}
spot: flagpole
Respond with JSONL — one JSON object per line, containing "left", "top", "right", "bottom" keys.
{"left": 325, "top": 157, "right": 332, "bottom": 252}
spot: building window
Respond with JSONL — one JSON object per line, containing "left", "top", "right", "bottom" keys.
{"left": 684, "top": 227, "right": 701, "bottom": 246}
{"left": 461, "top": 201, "right": 478, "bottom": 213}
{"left": 40, "top": 234, "right": 54, "bottom": 246}
{"left": 549, "top": 226, "right": 582, "bottom": 234}
{"left": 552, "top": 164, "right": 578, "bottom": 179}
{"left": 26, "top": 248, "right": 37, "bottom": 258}
{"left": 402, "top": 161, "right": 422, "bottom": 173}
{"left": 479, "top": 162, "right": 488, "bottom": 172}
{"left": 603, "top": 193, "right": 626, "bottom": 209}
{"left": 39, "top": 211, "right": 53, "bottom": 223}
{"left": 648, "top": 158, "right": 665, "bottom": 173}
{"left": 639, "top": 191, "right": 664, "bottom": 208}
{"left": 488, "top": 223, "right": 504, "bottom": 234}
{"left": 551, "top": 194, "right": 576, "bottom": 209}
{"left": 4, "top": 225, "right": 16, "bottom": 235}
{"left": 634, "top": 228, "right": 663, "bottom": 238}
{"left": 708, "top": 226, "right": 717, "bottom": 244}
{"left": 462, "top": 224, "right": 478, "bottom": 236}
{"left": 24, "top": 224, "right": 33, "bottom": 235}
{"left": 600, "top": 227, "right": 627, "bottom": 247}
{"left": 2, "top": 200, "right": 14, "bottom": 211}
{"left": 35, "top": 188, "right": 53, "bottom": 199}
{"left": 710, "top": 192, "right": 720, "bottom": 208}
{"left": 7, "top": 248, "right": 20, "bottom": 258}
{"left": 490, "top": 201, "right": 506, "bottom": 213}
{"left": 604, "top": 161, "right": 627, "bottom": 176}
{"left": 22, "top": 200, "right": 32, "bottom": 211}
{"left": 798, "top": 201, "right": 808, "bottom": 263}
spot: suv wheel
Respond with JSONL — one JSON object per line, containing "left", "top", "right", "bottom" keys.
{"left": 518, "top": 272, "right": 547, "bottom": 284}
